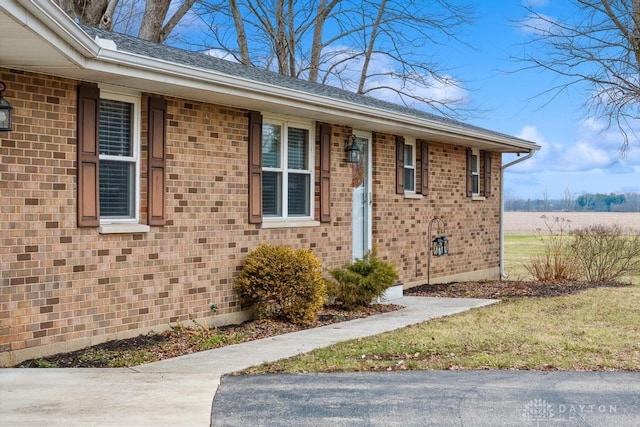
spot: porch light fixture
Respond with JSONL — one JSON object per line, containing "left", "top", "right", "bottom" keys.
{"left": 344, "top": 134, "right": 361, "bottom": 164}
{"left": 0, "top": 81, "right": 12, "bottom": 132}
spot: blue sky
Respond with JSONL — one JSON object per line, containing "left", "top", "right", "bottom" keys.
{"left": 444, "top": 1, "right": 640, "bottom": 199}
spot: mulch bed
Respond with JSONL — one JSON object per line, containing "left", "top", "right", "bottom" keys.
{"left": 405, "top": 280, "right": 631, "bottom": 299}
{"left": 16, "top": 304, "right": 401, "bottom": 368}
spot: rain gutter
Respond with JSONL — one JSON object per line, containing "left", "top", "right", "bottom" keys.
{"left": 500, "top": 150, "right": 536, "bottom": 279}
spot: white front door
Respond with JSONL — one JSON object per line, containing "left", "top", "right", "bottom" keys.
{"left": 351, "top": 132, "right": 372, "bottom": 260}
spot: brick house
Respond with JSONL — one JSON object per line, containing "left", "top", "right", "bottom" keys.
{"left": 0, "top": 0, "right": 539, "bottom": 366}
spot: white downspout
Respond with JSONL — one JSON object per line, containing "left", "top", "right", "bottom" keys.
{"left": 500, "top": 150, "right": 535, "bottom": 279}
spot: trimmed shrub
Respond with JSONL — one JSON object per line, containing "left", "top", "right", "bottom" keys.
{"left": 570, "top": 224, "right": 640, "bottom": 283}
{"left": 234, "top": 244, "right": 326, "bottom": 325}
{"left": 328, "top": 249, "right": 399, "bottom": 309}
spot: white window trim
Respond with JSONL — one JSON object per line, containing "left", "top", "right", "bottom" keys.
{"left": 404, "top": 137, "right": 416, "bottom": 195}
{"left": 98, "top": 86, "right": 142, "bottom": 226}
{"left": 261, "top": 115, "right": 315, "bottom": 224}
{"left": 471, "top": 147, "right": 480, "bottom": 197}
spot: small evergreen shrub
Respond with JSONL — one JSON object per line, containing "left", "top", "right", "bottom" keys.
{"left": 234, "top": 244, "right": 326, "bottom": 326}
{"left": 328, "top": 249, "right": 399, "bottom": 309}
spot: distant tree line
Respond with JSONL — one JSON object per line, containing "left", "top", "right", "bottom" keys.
{"left": 505, "top": 192, "right": 640, "bottom": 213}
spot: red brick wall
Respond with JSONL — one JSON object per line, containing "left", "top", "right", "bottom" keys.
{"left": 0, "top": 68, "right": 502, "bottom": 365}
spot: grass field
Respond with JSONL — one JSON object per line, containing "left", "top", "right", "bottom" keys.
{"left": 503, "top": 211, "right": 640, "bottom": 234}
{"left": 503, "top": 235, "right": 542, "bottom": 281}
{"left": 244, "top": 284, "right": 640, "bottom": 374}
{"left": 504, "top": 212, "right": 640, "bottom": 284}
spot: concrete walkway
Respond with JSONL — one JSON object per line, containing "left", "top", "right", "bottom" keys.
{"left": 0, "top": 297, "right": 496, "bottom": 427}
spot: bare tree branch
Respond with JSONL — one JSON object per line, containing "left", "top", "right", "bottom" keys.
{"left": 517, "top": 0, "right": 640, "bottom": 152}
{"left": 160, "top": 0, "right": 197, "bottom": 43}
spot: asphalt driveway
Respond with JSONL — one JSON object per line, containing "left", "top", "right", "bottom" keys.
{"left": 212, "top": 370, "right": 640, "bottom": 426}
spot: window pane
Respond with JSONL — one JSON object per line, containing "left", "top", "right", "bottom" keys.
{"left": 471, "top": 154, "right": 478, "bottom": 173}
{"left": 262, "top": 171, "right": 282, "bottom": 216}
{"left": 262, "top": 123, "right": 281, "bottom": 168}
{"left": 288, "top": 173, "right": 310, "bottom": 216}
{"left": 472, "top": 175, "right": 479, "bottom": 194}
{"left": 287, "top": 127, "right": 308, "bottom": 170}
{"left": 100, "top": 160, "right": 133, "bottom": 217}
{"left": 99, "top": 99, "right": 132, "bottom": 156}
{"left": 404, "top": 144, "right": 413, "bottom": 166}
{"left": 404, "top": 168, "right": 415, "bottom": 192}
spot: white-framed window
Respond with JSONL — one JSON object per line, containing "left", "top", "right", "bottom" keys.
{"left": 471, "top": 147, "right": 480, "bottom": 196}
{"left": 262, "top": 118, "right": 314, "bottom": 219}
{"left": 403, "top": 138, "right": 416, "bottom": 193}
{"left": 98, "top": 90, "right": 141, "bottom": 223}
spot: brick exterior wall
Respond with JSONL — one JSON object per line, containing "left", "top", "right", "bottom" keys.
{"left": 0, "top": 68, "right": 502, "bottom": 366}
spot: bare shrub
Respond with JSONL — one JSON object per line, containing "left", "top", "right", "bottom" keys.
{"left": 570, "top": 225, "right": 640, "bottom": 283}
{"left": 524, "top": 216, "right": 579, "bottom": 282}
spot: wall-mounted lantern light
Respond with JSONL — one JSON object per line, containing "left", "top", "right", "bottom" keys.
{"left": 0, "top": 81, "right": 13, "bottom": 132}
{"left": 344, "top": 134, "right": 361, "bottom": 164}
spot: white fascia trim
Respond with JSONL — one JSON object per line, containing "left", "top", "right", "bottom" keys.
{"left": 19, "top": 0, "right": 100, "bottom": 58}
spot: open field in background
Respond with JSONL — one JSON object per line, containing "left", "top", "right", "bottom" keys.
{"left": 504, "top": 211, "right": 640, "bottom": 234}
{"left": 504, "top": 212, "right": 640, "bottom": 284}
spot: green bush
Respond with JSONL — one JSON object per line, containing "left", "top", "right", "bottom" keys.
{"left": 328, "top": 249, "right": 399, "bottom": 309}
{"left": 234, "top": 244, "right": 326, "bottom": 325}
{"left": 570, "top": 224, "right": 640, "bottom": 283}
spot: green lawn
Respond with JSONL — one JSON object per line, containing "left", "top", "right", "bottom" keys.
{"left": 244, "top": 284, "right": 640, "bottom": 374}
{"left": 503, "top": 234, "right": 541, "bottom": 281}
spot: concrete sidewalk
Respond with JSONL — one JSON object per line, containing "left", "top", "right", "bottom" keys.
{"left": 0, "top": 297, "right": 496, "bottom": 427}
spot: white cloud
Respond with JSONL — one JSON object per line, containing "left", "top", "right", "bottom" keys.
{"left": 204, "top": 49, "right": 239, "bottom": 62}
{"left": 506, "top": 121, "right": 640, "bottom": 199}
{"left": 510, "top": 118, "right": 640, "bottom": 176}
{"left": 519, "top": 13, "right": 558, "bottom": 36}
{"left": 320, "top": 45, "right": 469, "bottom": 108}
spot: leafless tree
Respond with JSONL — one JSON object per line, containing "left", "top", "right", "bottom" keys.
{"left": 518, "top": 0, "right": 640, "bottom": 152}
{"left": 53, "top": 0, "right": 195, "bottom": 42}
{"left": 55, "top": 0, "right": 475, "bottom": 117}
{"left": 194, "top": 0, "right": 474, "bottom": 117}
{"left": 561, "top": 187, "right": 575, "bottom": 211}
